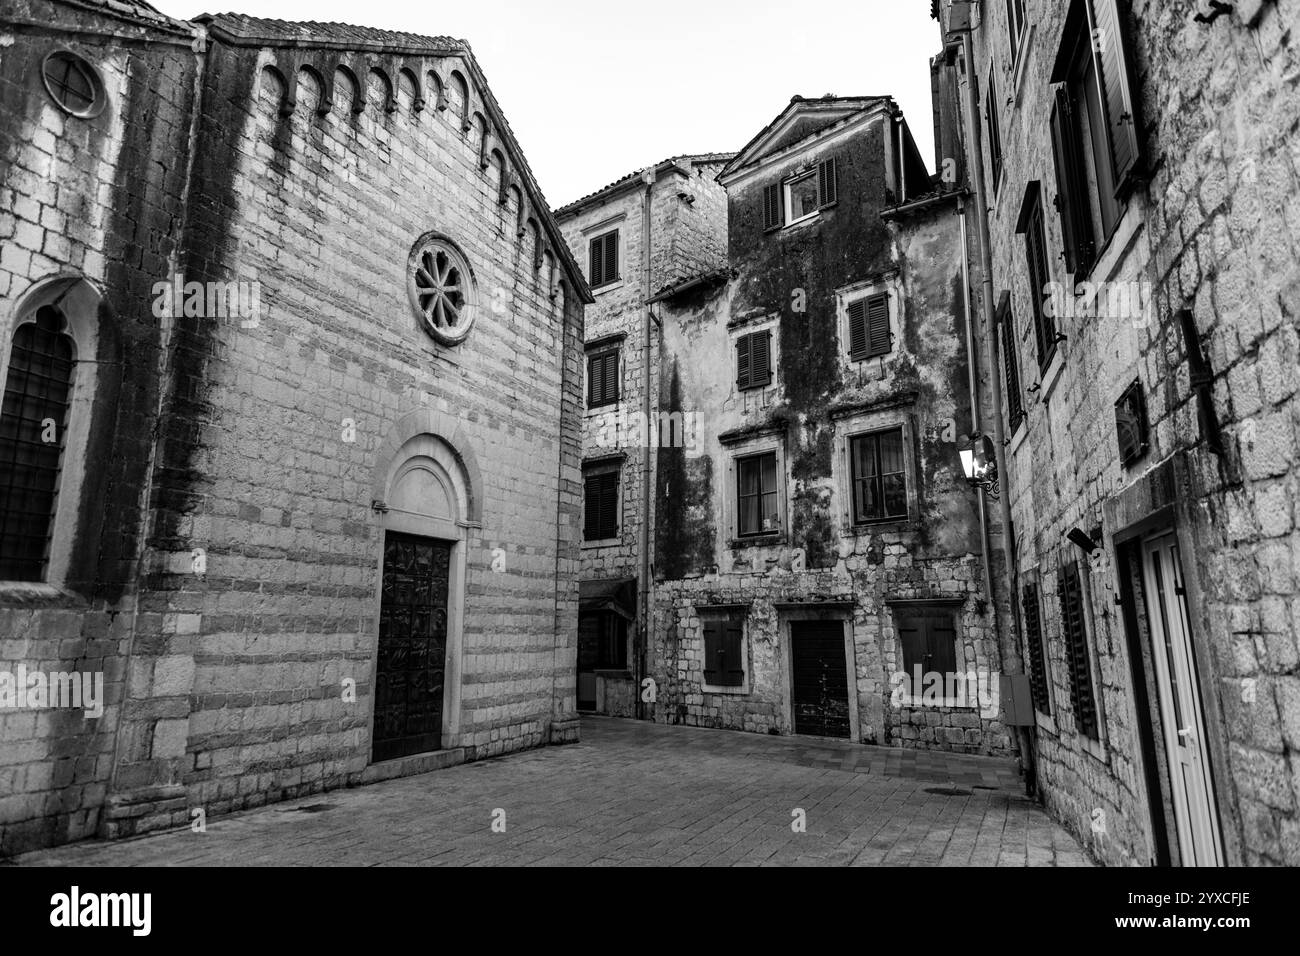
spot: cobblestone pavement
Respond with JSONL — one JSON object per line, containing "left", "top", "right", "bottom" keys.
{"left": 12, "top": 718, "right": 1092, "bottom": 866}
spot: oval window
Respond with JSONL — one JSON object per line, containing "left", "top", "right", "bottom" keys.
{"left": 41, "top": 50, "right": 106, "bottom": 118}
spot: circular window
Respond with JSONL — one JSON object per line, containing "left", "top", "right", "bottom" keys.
{"left": 41, "top": 50, "right": 106, "bottom": 118}
{"left": 406, "top": 233, "right": 476, "bottom": 346}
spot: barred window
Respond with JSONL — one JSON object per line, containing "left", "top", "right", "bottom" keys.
{"left": 0, "top": 306, "right": 76, "bottom": 581}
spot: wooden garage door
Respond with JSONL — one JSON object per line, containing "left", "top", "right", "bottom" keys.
{"left": 791, "top": 620, "right": 851, "bottom": 738}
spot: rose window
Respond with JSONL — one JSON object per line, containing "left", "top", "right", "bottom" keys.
{"left": 406, "top": 234, "right": 476, "bottom": 346}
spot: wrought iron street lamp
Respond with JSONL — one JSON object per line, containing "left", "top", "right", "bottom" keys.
{"left": 958, "top": 432, "right": 999, "bottom": 499}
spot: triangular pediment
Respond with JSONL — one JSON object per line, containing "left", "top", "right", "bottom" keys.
{"left": 721, "top": 96, "right": 890, "bottom": 180}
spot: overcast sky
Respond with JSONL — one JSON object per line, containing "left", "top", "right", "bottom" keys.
{"left": 151, "top": 0, "right": 942, "bottom": 208}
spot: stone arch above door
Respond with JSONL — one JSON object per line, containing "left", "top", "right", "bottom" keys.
{"left": 371, "top": 407, "right": 483, "bottom": 527}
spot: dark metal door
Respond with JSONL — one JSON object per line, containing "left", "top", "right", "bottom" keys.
{"left": 373, "top": 532, "right": 451, "bottom": 762}
{"left": 790, "top": 621, "right": 851, "bottom": 738}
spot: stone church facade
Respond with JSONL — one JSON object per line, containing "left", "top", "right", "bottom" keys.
{"left": 0, "top": 1, "right": 588, "bottom": 855}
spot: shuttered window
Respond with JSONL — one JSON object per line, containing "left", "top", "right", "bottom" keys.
{"left": 818, "top": 156, "right": 838, "bottom": 207}
{"left": 736, "top": 451, "right": 779, "bottom": 537}
{"left": 735, "top": 330, "right": 772, "bottom": 390}
{"left": 586, "top": 349, "right": 619, "bottom": 407}
{"left": 1091, "top": 0, "right": 1141, "bottom": 187}
{"left": 703, "top": 613, "right": 745, "bottom": 686}
{"left": 1021, "top": 192, "right": 1057, "bottom": 371}
{"left": 583, "top": 467, "right": 619, "bottom": 541}
{"left": 847, "top": 292, "right": 891, "bottom": 360}
{"left": 1059, "top": 562, "right": 1099, "bottom": 739}
{"left": 1050, "top": 86, "right": 1095, "bottom": 276}
{"left": 588, "top": 230, "right": 619, "bottom": 288}
{"left": 1022, "top": 582, "right": 1050, "bottom": 715}
{"left": 985, "top": 71, "right": 1003, "bottom": 192}
{"left": 997, "top": 295, "right": 1025, "bottom": 430}
{"left": 0, "top": 307, "right": 75, "bottom": 582}
{"left": 1006, "top": 0, "right": 1027, "bottom": 63}
{"left": 896, "top": 606, "right": 958, "bottom": 678}
{"left": 763, "top": 183, "right": 783, "bottom": 230}
{"left": 849, "top": 427, "right": 908, "bottom": 524}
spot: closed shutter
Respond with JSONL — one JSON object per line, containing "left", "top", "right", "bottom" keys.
{"left": 1050, "top": 88, "right": 1094, "bottom": 275}
{"left": 1024, "top": 202, "right": 1055, "bottom": 370}
{"left": 736, "top": 331, "right": 771, "bottom": 389}
{"left": 722, "top": 618, "right": 744, "bottom": 685}
{"left": 763, "top": 183, "right": 783, "bottom": 230}
{"left": 702, "top": 618, "right": 722, "bottom": 684}
{"left": 818, "top": 156, "right": 837, "bottom": 207}
{"left": 1058, "top": 563, "right": 1099, "bottom": 738}
{"left": 999, "top": 298, "right": 1025, "bottom": 429}
{"left": 587, "top": 351, "right": 619, "bottom": 406}
{"left": 603, "top": 231, "right": 619, "bottom": 284}
{"left": 847, "top": 299, "right": 868, "bottom": 359}
{"left": 1091, "top": 0, "right": 1141, "bottom": 188}
{"left": 1022, "top": 583, "right": 1050, "bottom": 714}
{"left": 584, "top": 471, "right": 618, "bottom": 540}
{"left": 897, "top": 608, "right": 958, "bottom": 677}
{"left": 866, "top": 294, "right": 891, "bottom": 357}
{"left": 588, "top": 235, "right": 605, "bottom": 287}
{"left": 986, "top": 72, "right": 1003, "bottom": 191}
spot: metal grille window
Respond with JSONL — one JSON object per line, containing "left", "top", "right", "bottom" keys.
{"left": 1059, "top": 561, "right": 1100, "bottom": 739}
{"left": 587, "top": 349, "right": 619, "bottom": 407}
{"left": 849, "top": 427, "right": 907, "bottom": 524}
{"left": 847, "top": 292, "right": 891, "bottom": 360}
{"left": 0, "top": 306, "right": 76, "bottom": 581}
{"left": 583, "top": 466, "right": 619, "bottom": 541}
{"left": 1022, "top": 582, "right": 1051, "bottom": 714}
{"left": 588, "top": 230, "right": 619, "bottom": 288}
{"left": 736, "top": 452, "right": 778, "bottom": 537}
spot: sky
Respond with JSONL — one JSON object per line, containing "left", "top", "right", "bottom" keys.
{"left": 151, "top": 0, "right": 942, "bottom": 209}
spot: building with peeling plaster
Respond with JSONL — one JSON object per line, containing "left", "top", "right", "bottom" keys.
{"left": 0, "top": 0, "right": 589, "bottom": 854}
{"left": 560, "top": 96, "right": 1018, "bottom": 754}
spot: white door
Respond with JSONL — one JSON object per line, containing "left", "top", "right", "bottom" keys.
{"left": 1141, "top": 533, "right": 1223, "bottom": 866}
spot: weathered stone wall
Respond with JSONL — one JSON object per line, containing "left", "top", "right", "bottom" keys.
{"left": 647, "top": 114, "right": 1009, "bottom": 753}
{"left": 962, "top": 0, "right": 1300, "bottom": 864}
{"left": 0, "top": 0, "right": 199, "bottom": 855}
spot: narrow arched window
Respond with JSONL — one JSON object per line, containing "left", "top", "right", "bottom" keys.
{"left": 0, "top": 305, "right": 76, "bottom": 581}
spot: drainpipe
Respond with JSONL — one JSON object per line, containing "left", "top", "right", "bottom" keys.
{"left": 637, "top": 168, "right": 655, "bottom": 720}
{"left": 956, "top": 22, "right": 1036, "bottom": 793}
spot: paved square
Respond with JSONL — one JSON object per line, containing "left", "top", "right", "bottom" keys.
{"left": 12, "top": 718, "right": 1091, "bottom": 866}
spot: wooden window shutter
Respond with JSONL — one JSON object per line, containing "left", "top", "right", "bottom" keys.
{"left": 583, "top": 473, "right": 600, "bottom": 539}
{"left": 604, "top": 231, "right": 619, "bottom": 284}
{"left": 985, "top": 72, "right": 1003, "bottom": 192}
{"left": 736, "top": 334, "right": 751, "bottom": 388}
{"left": 584, "top": 471, "right": 617, "bottom": 540}
{"left": 1049, "top": 88, "right": 1094, "bottom": 275}
{"left": 588, "top": 235, "right": 604, "bottom": 287}
{"left": 1022, "top": 583, "right": 1050, "bottom": 714}
{"left": 722, "top": 618, "right": 745, "bottom": 686}
{"left": 1091, "top": 0, "right": 1142, "bottom": 188}
{"left": 1058, "top": 563, "right": 1099, "bottom": 738}
{"left": 865, "top": 294, "right": 891, "bottom": 357}
{"left": 1024, "top": 203, "right": 1055, "bottom": 370}
{"left": 925, "top": 612, "right": 958, "bottom": 678}
{"left": 818, "top": 156, "right": 837, "bottom": 207}
{"left": 847, "top": 299, "right": 868, "bottom": 359}
{"left": 751, "top": 331, "right": 771, "bottom": 386}
{"left": 586, "top": 352, "right": 601, "bottom": 405}
{"left": 999, "top": 299, "right": 1025, "bottom": 428}
{"left": 763, "top": 183, "right": 783, "bottom": 230}
{"left": 702, "top": 619, "right": 722, "bottom": 684}
{"left": 588, "top": 351, "right": 618, "bottom": 406}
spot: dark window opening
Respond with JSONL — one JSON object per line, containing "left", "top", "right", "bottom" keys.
{"left": 579, "top": 611, "right": 628, "bottom": 671}
{"left": 1115, "top": 379, "right": 1149, "bottom": 466}
{"left": 0, "top": 306, "right": 75, "bottom": 582}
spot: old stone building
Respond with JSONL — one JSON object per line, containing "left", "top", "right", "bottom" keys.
{"left": 0, "top": 0, "right": 588, "bottom": 855}
{"left": 555, "top": 153, "right": 731, "bottom": 717}
{"left": 935, "top": 0, "right": 1300, "bottom": 865}
{"left": 562, "top": 98, "right": 1018, "bottom": 754}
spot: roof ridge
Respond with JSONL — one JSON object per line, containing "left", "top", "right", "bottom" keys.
{"left": 555, "top": 151, "right": 737, "bottom": 215}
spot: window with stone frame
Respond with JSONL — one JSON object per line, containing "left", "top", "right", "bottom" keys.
{"left": 764, "top": 156, "right": 838, "bottom": 230}
{"left": 736, "top": 451, "right": 779, "bottom": 537}
{"left": 895, "top": 604, "right": 959, "bottom": 679}
{"left": 735, "top": 329, "right": 772, "bottom": 390}
{"left": 849, "top": 427, "right": 908, "bottom": 524}
{"left": 1049, "top": 0, "right": 1143, "bottom": 277}
{"left": 701, "top": 610, "right": 746, "bottom": 688}
{"left": 845, "top": 291, "right": 893, "bottom": 362}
